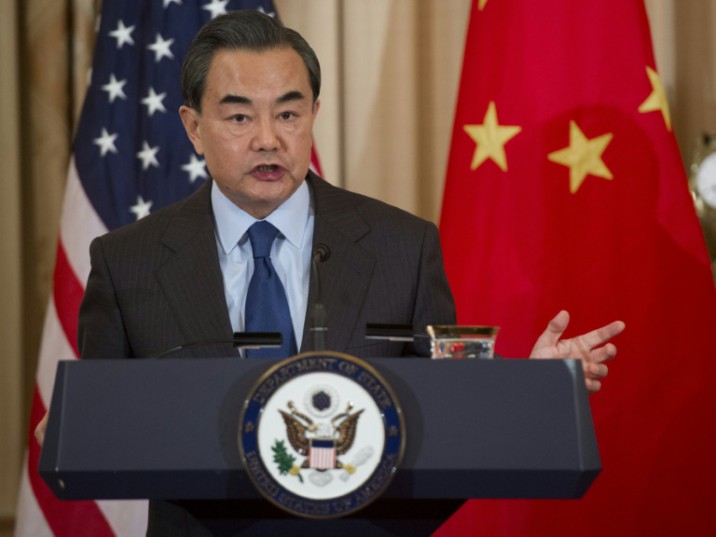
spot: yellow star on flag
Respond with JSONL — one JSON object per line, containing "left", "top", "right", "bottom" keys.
{"left": 638, "top": 66, "right": 671, "bottom": 131}
{"left": 463, "top": 101, "right": 521, "bottom": 172}
{"left": 479, "top": 0, "right": 489, "bottom": 10}
{"left": 547, "top": 121, "right": 614, "bottom": 194}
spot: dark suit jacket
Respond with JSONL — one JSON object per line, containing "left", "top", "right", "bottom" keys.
{"left": 77, "top": 172, "right": 456, "bottom": 535}
{"left": 79, "top": 172, "right": 455, "bottom": 361}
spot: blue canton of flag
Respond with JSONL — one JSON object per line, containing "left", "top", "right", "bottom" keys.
{"left": 75, "top": 0, "right": 278, "bottom": 231}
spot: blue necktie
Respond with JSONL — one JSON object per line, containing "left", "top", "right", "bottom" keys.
{"left": 244, "top": 221, "right": 297, "bottom": 358}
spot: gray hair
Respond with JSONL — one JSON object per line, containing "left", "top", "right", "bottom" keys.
{"left": 181, "top": 10, "right": 321, "bottom": 111}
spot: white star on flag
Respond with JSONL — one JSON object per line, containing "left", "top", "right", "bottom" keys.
{"left": 257, "top": 6, "right": 276, "bottom": 17}
{"left": 147, "top": 34, "right": 175, "bottom": 62}
{"left": 203, "top": 0, "right": 230, "bottom": 19}
{"left": 102, "top": 74, "right": 128, "bottom": 103}
{"left": 181, "top": 154, "right": 209, "bottom": 183}
{"left": 94, "top": 128, "right": 119, "bottom": 156}
{"left": 136, "top": 141, "right": 160, "bottom": 170}
{"left": 163, "top": 0, "right": 182, "bottom": 7}
{"left": 130, "top": 195, "right": 153, "bottom": 220}
{"left": 141, "top": 87, "right": 168, "bottom": 116}
{"left": 109, "top": 20, "right": 135, "bottom": 49}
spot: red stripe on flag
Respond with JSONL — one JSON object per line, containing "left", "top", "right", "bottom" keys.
{"left": 53, "top": 240, "right": 84, "bottom": 357}
{"left": 27, "top": 388, "right": 115, "bottom": 537}
{"left": 310, "top": 144, "right": 323, "bottom": 177}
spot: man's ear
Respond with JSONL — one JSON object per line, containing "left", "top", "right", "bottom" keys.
{"left": 312, "top": 98, "right": 321, "bottom": 119}
{"left": 179, "top": 105, "right": 204, "bottom": 155}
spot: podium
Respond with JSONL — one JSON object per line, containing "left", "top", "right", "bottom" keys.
{"left": 40, "top": 357, "right": 600, "bottom": 536}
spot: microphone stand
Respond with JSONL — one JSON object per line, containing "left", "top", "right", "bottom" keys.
{"left": 309, "top": 244, "right": 330, "bottom": 351}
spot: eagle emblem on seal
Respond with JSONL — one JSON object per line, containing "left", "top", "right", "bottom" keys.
{"left": 270, "top": 385, "right": 375, "bottom": 487}
{"left": 280, "top": 400, "right": 364, "bottom": 472}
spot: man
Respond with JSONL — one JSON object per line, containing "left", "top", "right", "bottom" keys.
{"left": 37, "top": 10, "right": 623, "bottom": 535}
{"left": 77, "top": 11, "right": 456, "bottom": 362}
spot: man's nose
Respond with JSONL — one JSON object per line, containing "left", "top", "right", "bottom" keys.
{"left": 251, "top": 117, "right": 278, "bottom": 151}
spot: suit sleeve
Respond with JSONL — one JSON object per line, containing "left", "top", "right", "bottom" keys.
{"left": 77, "top": 236, "right": 133, "bottom": 359}
{"left": 409, "top": 222, "right": 456, "bottom": 356}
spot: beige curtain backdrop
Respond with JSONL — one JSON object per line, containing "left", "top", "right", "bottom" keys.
{"left": 0, "top": 0, "right": 96, "bottom": 533}
{"left": 1, "top": 0, "right": 715, "bottom": 533}
{"left": 0, "top": 0, "right": 23, "bottom": 533}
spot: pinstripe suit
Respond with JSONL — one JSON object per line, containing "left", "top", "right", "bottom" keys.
{"left": 78, "top": 172, "right": 455, "bottom": 361}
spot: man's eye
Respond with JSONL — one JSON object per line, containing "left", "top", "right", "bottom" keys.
{"left": 279, "top": 111, "right": 295, "bottom": 120}
{"left": 232, "top": 114, "right": 248, "bottom": 122}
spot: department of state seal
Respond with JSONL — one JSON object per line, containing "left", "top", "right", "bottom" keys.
{"left": 238, "top": 352, "right": 405, "bottom": 518}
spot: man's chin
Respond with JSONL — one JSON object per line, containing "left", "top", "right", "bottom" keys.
{"left": 240, "top": 189, "right": 296, "bottom": 218}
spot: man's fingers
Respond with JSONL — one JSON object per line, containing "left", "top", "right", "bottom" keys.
{"left": 585, "top": 378, "right": 602, "bottom": 394}
{"left": 584, "top": 356, "right": 610, "bottom": 394}
{"left": 585, "top": 362, "right": 608, "bottom": 380}
{"left": 587, "top": 342, "right": 618, "bottom": 365}
{"left": 546, "top": 310, "right": 570, "bottom": 336}
{"left": 534, "top": 310, "right": 570, "bottom": 349}
{"left": 580, "top": 320, "right": 626, "bottom": 349}
{"left": 34, "top": 413, "right": 48, "bottom": 446}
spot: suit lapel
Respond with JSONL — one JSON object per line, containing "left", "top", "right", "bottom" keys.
{"left": 151, "top": 176, "right": 377, "bottom": 356}
{"left": 156, "top": 182, "right": 236, "bottom": 357}
{"left": 302, "top": 175, "right": 376, "bottom": 353}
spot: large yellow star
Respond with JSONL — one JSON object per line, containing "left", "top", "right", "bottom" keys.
{"left": 547, "top": 121, "right": 614, "bottom": 194}
{"left": 479, "top": 0, "right": 489, "bottom": 10}
{"left": 463, "top": 101, "right": 522, "bottom": 172}
{"left": 638, "top": 66, "right": 671, "bottom": 131}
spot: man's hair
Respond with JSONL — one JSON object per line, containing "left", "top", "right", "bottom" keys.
{"left": 181, "top": 10, "right": 321, "bottom": 111}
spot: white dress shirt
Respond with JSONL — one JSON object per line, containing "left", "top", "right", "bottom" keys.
{"left": 211, "top": 180, "right": 315, "bottom": 349}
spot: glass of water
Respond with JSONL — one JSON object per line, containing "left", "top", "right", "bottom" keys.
{"left": 427, "top": 325, "right": 499, "bottom": 359}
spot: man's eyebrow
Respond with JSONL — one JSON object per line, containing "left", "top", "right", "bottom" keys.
{"left": 219, "top": 94, "right": 252, "bottom": 106}
{"left": 217, "top": 91, "right": 306, "bottom": 106}
{"left": 276, "top": 90, "right": 306, "bottom": 104}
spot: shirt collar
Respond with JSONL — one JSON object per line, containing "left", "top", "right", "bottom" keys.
{"left": 211, "top": 180, "right": 312, "bottom": 254}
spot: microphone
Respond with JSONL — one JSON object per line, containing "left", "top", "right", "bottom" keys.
{"left": 151, "top": 332, "right": 282, "bottom": 359}
{"left": 310, "top": 243, "right": 331, "bottom": 351}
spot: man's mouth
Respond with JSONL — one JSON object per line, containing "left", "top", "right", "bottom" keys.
{"left": 252, "top": 164, "right": 284, "bottom": 181}
{"left": 254, "top": 164, "right": 279, "bottom": 172}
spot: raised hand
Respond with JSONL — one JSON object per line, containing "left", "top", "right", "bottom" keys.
{"left": 530, "top": 310, "right": 625, "bottom": 394}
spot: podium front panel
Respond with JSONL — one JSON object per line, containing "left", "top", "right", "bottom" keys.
{"left": 40, "top": 357, "right": 599, "bottom": 501}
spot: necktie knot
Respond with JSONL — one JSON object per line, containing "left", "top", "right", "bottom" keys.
{"left": 247, "top": 221, "right": 279, "bottom": 259}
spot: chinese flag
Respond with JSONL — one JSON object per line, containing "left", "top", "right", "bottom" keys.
{"left": 437, "top": 0, "right": 716, "bottom": 535}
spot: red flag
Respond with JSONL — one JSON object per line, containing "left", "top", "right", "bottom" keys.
{"left": 437, "top": 0, "right": 716, "bottom": 535}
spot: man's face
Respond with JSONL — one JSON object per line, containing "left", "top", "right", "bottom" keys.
{"left": 180, "top": 47, "right": 319, "bottom": 219}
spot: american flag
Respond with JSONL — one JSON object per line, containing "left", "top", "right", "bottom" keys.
{"left": 15, "top": 1, "right": 322, "bottom": 535}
